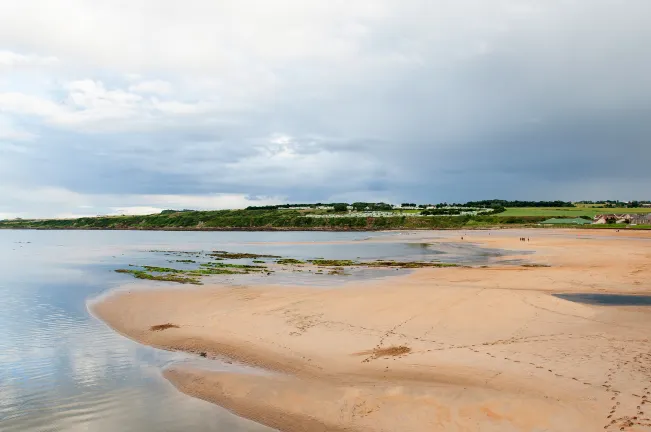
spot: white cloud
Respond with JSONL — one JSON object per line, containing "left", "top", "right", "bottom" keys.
{"left": 130, "top": 193, "right": 283, "bottom": 211}
{"left": 0, "top": 92, "right": 61, "bottom": 117}
{"left": 0, "top": 116, "right": 37, "bottom": 141}
{"left": 51, "top": 212, "right": 100, "bottom": 219}
{"left": 0, "top": 50, "right": 58, "bottom": 67}
{"left": 108, "top": 206, "right": 165, "bottom": 216}
{"left": 0, "top": 184, "right": 285, "bottom": 218}
{"left": 0, "top": 142, "right": 33, "bottom": 155}
{"left": 219, "top": 134, "right": 391, "bottom": 191}
{"left": 0, "top": 1, "right": 380, "bottom": 70}
{"left": 152, "top": 100, "right": 208, "bottom": 116}
{"left": 66, "top": 80, "right": 143, "bottom": 107}
{"left": 0, "top": 80, "right": 212, "bottom": 133}
{"left": 0, "top": 130, "right": 36, "bottom": 141}
{"left": 0, "top": 1, "right": 575, "bottom": 137}
{"left": 2, "top": 185, "right": 87, "bottom": 206}
{"left": 128, "top": 80, "right": 172, "bottom": 95}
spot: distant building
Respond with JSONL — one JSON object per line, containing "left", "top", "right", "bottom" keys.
{"left": 593, "top": 213, "right": 651, "bottom": 224}
{"left": 594, "top": 214, "right": 622, "bottom": 224}
{"left": 630, "top": 214, "right": 651, "bottom": 225}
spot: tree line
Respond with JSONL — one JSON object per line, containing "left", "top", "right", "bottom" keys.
{"left": 463, "top": 200, "right": 575, "bottom": 208}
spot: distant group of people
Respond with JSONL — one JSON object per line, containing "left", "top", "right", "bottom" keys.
{"left": 520, "top": 237, "right": 529, "bottom": 242}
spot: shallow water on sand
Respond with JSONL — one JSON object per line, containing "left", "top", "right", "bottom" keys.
{"left": 554, "top": 293, "right": 651, "bottom": 306}
{"left": 0, "top": 230, "right": 517, "bottom": 431}
{"left": 0, "top": 231, "right": 281, "bottom": 432}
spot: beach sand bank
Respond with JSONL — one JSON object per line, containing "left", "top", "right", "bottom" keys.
{"left": 92, "top": 229, "right": 651, "bottom": 431}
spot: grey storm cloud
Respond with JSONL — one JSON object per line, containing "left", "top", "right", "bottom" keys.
{"left": 0, "top": 0, "right": 650, "bottom": 218}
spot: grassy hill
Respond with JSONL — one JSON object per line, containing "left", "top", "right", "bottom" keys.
{"left": 0, "top": 209, "right": 550, "bottom": 231}
{"left": 4, "top": 205, "right": 650, "bottom": 231}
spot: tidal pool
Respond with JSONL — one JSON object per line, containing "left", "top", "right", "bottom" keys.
{"left": 554, "top": 293, "right": 651, "bottom": 306}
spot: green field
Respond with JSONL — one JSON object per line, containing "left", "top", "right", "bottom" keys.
{"left": 587, "top": 224, "right": 651, "bottom": 230}
{"left": 500, "top": 207, "right": 651, "bottom": 218}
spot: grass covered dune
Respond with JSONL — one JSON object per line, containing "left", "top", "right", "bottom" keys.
{"left": 92, "top": 229, "right": 651, "bottom": 432}
{"left": 0, "top": 209, "right": 552, "bottom": 230}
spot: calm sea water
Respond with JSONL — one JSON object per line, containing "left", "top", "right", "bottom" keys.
{"left": 0, "top": 229, "right": 515, "bottom": 431}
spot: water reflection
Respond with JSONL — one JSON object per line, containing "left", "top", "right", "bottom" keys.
{"left": 0, "top": 231, "right": 276, "bottom": 432}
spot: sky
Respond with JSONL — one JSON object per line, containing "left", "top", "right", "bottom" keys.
{"left": 1, "top": 0, "right": 650, "bottom": 219}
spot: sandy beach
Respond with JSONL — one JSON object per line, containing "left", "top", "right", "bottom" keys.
{"left": 91, "top": 229, "right": 651, "bottom": 432}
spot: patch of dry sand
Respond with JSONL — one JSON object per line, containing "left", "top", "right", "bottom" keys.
{"left": 91, "top": 229, "right": 651, "bottom": 432}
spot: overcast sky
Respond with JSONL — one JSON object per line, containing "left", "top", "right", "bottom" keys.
{"left": 1, "top": 0, "right": 650, "bottom": 218}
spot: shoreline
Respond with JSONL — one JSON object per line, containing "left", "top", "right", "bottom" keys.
{"left": 91, "top": 229, "right": 651, "bottom": 431}
{"left": 3, "top": 225, "right": 651, "bottom": 232}
{"left": 2, "top": 225, "right": 536, "bottom": 232}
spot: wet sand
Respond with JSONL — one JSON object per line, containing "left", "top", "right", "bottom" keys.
{"left": 92, "top": 229, "right": 651, "bottom": 432}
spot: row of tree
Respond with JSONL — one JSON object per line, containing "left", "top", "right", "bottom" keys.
{"left": 350, "top": 202, "right": 394, "bottom": 211}
{"left": 420, "top": 208, "right": 464, "bottom": 216}
{"left": 463, "top": 200, "right": 575, "bottom": 208}
{"left": 184, "top": 199, "right": 586, "bottom": 214}
{"left": 575, "top": 200, "right": 651, "bottom": 207}
{"left": 246, "top": 202, "right": 397, "bottom": 212}
{"left": 247, "top": 200, "right": 552, "bottom": 212}
{"left": 246, "top": 203, "right": 348, "bottom": 210}
{"left": 160, "top": 209, "right": 194, "bottom": 214}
